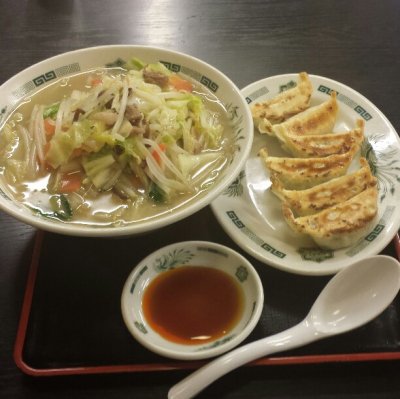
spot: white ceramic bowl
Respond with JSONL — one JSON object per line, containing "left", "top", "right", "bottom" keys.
{"left": 121, "top": 241, "right": 264, "bottom": 360}
{"left": 0, "top": 45, "right": 253, "bottom": 237}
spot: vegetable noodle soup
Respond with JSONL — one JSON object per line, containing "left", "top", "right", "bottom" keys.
{"left": 0, "top": 59, "right": 235, "bottom": 226}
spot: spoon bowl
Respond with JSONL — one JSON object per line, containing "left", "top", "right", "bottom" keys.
{"left": 169, "top": 255, "right": 400, "bottom": 399}
{"left": 310, "top": 255, "right": 400, "bottom": 334}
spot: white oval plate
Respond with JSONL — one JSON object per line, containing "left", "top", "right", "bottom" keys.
{"left": 211, "top": 74, "right": 400, "bottom": 275}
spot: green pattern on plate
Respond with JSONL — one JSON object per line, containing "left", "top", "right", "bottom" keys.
{"left": 298, "top": 247, "right": 334, "bottom": 263}
{"left": 235, "top": 265, "right": 248, "bottom": 282}
{"left": 245, "top": 86, "right": 269, "bottom": 104}
{"left": 197, "top": 246, "right": 228, "bottom": 257}
{"left": 11, "top": 63, "right": 80, "bottom": 102}
{"left": 223, "top": 170, "right": 245, "bottom": 197}
{"left": 160, "top": 61, "right": 181, "bottom": 73}
{"left": 346, "top": 205, "right": 394, "bottom": 256}
{"left": 362, "top": 134, "right": 400, "bottom": 202}
{"left": 0, "top": 188, "right": 11, "bottom": 201}
{"left": 32, "top": 70, "right": 57, "bottom": 87}
{"left": 197, "top": 335, "right": 235, "bottom": 351}
{"left": 154, "top": 249, "right": 194, "bottom": 272}
{"left": 279, "top": 80, "right": 296, "bottom": 92}
{"left": 129, "top": 265, "right": 148, "bottom": 294}
{"left": 225, "top": 102, "right": 245, "bottom": 149}
{"left": 243, "top": 301, "right": 257, "bottom": 329}
{"left": 0, "top": 106, "right": 7, "bottom": 125}
{"left": 134, "top": 321, "right": 148, "bottom": 334}
{"left": 161, "top": 61, "right": 219, "bottom": 92}
{"left": 317, "top": 84, "right": 372, "bottom": 121}
{"left": 226, "top": 210, "right": 286, "bottom": 259}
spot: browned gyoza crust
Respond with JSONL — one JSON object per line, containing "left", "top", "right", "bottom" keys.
{"left": 254, "top": 73, "right": 378, "bottom": 250}
{"left": 272, "top": 91, "right": 338, "bottom": 138}
{"left": 259, "top": 142, "right": 359, "bottom": 190}
{"left": 251, "top": 72, "right": 313, "bottom": 134}
{"left": 275, "top": 119, "right": 365, "bottom": 158}
{"left": 271, "top": 157, "right": 376, "bottom": 216}
{"left": 281, "top": 186, "right": 378, "bottom": 249}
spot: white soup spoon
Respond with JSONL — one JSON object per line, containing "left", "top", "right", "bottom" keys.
{"left": 168, "top": 255, "right": 400, "bottom": 399}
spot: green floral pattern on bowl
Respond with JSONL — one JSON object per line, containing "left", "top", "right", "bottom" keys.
{"left": 154, "top": 249, "right": 194, "bottom": 272}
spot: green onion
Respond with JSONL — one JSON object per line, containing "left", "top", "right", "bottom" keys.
{"left": 49, "top": 194, "right": 73, "bottom": 220}
{"left": 148, "top": 182, "right": 166, "bottom": 203}
{"left": 43, "top": 103, "right": 60, "bottom": 119}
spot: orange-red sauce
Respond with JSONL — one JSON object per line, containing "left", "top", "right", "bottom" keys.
{"left": 143, "top": 266, "right": 244, "bottom": 345}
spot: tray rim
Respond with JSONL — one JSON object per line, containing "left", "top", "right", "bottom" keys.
{"left": 13, "top": 231, "right": 400, "bottom": 377}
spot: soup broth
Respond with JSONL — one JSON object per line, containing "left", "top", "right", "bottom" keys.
{"left": 0, "top": 62, "right": 234, "bottom": 226}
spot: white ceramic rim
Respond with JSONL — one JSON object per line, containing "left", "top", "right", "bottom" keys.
{"left": 120, "top": 241, "right": 264, "bottom": 360}
{"left": 0, "top": 45, "right": 253, "bottom": 236}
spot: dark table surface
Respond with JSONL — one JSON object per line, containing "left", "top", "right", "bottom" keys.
{"left": 1, "top": 0, "right": 400, "bottom": 398}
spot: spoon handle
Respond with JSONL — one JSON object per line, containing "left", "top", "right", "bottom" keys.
{"left": 168, "top": 320, "right": 315, "bottom": 399}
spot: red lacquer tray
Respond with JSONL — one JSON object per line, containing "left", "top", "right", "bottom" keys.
{"left": 13, "top": 207, "right": 400, "bottom": 376}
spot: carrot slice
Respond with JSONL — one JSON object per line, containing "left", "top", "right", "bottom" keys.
{"left": 169, "top": 75, "right": 193, "bottom": 92}
{"left": 44, "top": 118, "right": 56, "bottom": 136}
{"left": 88, "top": 76, "right": 102, "bottom": 87}
{"left": 151, "top": 143, "right": 167, "bottom": 165}
{"left": 59, "top": 172, "right": 83, "bottom": 193}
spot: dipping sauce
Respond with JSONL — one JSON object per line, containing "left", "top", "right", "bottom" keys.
{"left": 142, "top": 266, "right": 244, "bottom": 345}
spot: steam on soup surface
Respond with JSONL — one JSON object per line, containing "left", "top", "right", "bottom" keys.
{"left": 0, "top": 59, "right": 233, "bottom": 226}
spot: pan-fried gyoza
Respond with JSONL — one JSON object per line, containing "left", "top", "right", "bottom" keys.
{"left": 275, "top": 119, "right": 365, "bottom": 158}
{"left": 259, "top": 145, "right": 359, "bottom": 190}
{"left": 282, "top": 186, "right": 378, "bottom": 249}
{"left": 271, "top": 157, "right": 376, "bottom": 216}
{"left": 272, "top": 91, "right": 338, "bottom": 138}
{"left": 252, "top": 72, "right": 378, "bottom": 249}
{"left": 251, "top": 72, "right": 313, "bottom": 135}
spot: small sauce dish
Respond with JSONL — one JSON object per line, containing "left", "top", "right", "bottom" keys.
{"left": 121, "top": 241, "right": 264, "bottom": 360}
